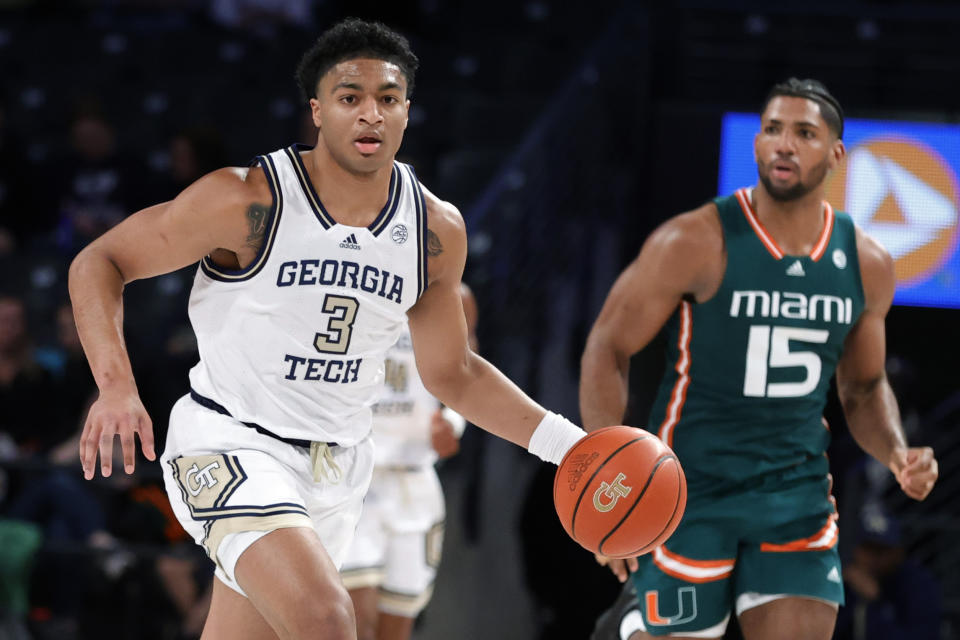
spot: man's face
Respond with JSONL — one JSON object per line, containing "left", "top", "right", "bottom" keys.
{"left": 754, "top": 96, "right": 844, "bottom": 202}
{"left": 310, "top": 58, "right": 410, "bottom": 175}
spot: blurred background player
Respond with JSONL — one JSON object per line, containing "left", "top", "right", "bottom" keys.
{"left": 581, "top": 78, "right": 939, "bottom": 640}
{"left": 341, "top": 282, "right": 477, "bottom": 640}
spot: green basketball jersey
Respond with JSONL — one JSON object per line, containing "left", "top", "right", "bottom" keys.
{"left": 648, "top": 188, "right": 865, "bottom": 490}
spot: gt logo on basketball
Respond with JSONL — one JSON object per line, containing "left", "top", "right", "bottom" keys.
{"left": 593, "top": 472, "right": 632, "bottom": 512}
{"left": 825, "top": 138, "right": 959, "bottom": 284}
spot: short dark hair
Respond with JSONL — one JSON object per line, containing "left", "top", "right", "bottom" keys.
{"left": 295, "top": 18, "right": 420, "bottom": 101}
{"left": 763, "top": 78, "right": 844, "bottom": 139}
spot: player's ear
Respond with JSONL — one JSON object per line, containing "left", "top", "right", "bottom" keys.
{"left": 309, "top": 98, "right": 322, "bottom": 129}
{"left": 403, "top": 99, "right": 410, "bottom": 131}
{"left": 829, "top": 139, "right": 846, "bottom": 170}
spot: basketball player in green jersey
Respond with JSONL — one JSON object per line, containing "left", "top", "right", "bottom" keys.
{"left": 580, "top": 78, "right": 939, "bottom": 640}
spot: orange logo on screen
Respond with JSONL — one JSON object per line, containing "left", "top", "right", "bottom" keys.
{"left": 825, "top": 138, "right": 959, "bottom": 284}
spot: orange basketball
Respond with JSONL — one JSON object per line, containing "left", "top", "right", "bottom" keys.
{"left": 554, "top": 426, "right": 686, "bottom": 559}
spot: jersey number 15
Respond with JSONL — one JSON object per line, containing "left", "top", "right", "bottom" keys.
{"left": 743, "top": 326, "right": 828, "bottom": 398}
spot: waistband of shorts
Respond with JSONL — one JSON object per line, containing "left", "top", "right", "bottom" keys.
{"left": 189, "top": 389, "right": 337, "bottom": 450}
{"left": 376, "top": 464, "right": 425, "bottom": 473}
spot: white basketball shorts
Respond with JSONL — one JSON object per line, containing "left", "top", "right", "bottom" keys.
{"left": 340, "top": 465, "right": 445, "bottom": 617}
{"left": 161, "top": 393, "right": 374, "bottom": 596}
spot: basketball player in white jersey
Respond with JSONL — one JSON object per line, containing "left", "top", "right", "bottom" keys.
{"left": 341, "top": 282, "right": 477, "bottom": 640}
{"left": 68, "top": 18, "right": 584, "bottom": 640}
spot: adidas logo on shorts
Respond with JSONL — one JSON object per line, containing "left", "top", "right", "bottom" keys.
{"left": 339, "top": 233, "right": 361, "bottom": 250}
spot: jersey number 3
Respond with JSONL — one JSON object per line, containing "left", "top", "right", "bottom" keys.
{"left": 743, "top": 326, "right": 828, "bottom": 398}
{"left": 314, "top": 294, "right": 359, "bottom": 355}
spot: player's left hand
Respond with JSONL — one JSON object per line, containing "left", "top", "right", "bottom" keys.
{"left": 595, "top": 553, "right": 638, "bottom": 583}
{"left": 889, "top": 446, "right": 938, "bottom": 501}
{"left": 430, "top": 409, "right": 460, "bottom": 459}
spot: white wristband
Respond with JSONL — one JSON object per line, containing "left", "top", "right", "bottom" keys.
{"left": 440, "top": 406, "right": 467, "bottom": 438}
{"left": 528, "top": 412, "right": 585, "bottom": 465}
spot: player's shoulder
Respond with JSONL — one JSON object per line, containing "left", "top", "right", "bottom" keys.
{"left": 184, "top": 165, "right": 273, "bottom": 212}
{"left": 647, "top": 202, "right": 723, "bottom": 256}
{"left": 420, "top": 182, "right": 465, "bottom": 237}
{"left": 206, "top": 165, "right": 271, "bottom": 199}
{"left": 853, "top": 225, "right": 894, "bottom": 274}
{"left": 853, "top": 225, "right": 895, "bottom": 309}
{"left": 418, "top": 181, "right": 467, "bottom": 262}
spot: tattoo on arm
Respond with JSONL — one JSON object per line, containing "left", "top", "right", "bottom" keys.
{"left": 427, "top": 229, "right": 443, "bottom": 257}
{"left": 244, "top": 203, "right": 270, "bottom": 251}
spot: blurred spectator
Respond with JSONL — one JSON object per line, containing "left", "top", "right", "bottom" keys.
{"left": 54, "top": 108, "right": 142, "bottom": 255}
{"left": 0, "top": 294, "right": 58, "bottom": 457}
{"left": 76, "top": 471, "right": 211, "bottom": 640}
{"left": 148, "top": 127, "right": 227, "bottom": 203}
{"left": 835, "top": 505, "right": 941, "bottom": 640}
{"left": 34, "top": 302, "right": 97, "bottom": 462}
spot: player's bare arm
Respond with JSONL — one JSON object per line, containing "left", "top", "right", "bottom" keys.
{"left": 578, "top": 204, "right": 722, "bottom": 581}
{"left": 68, "top": 166, "right": 274, "bottom": 479}
{"left": 407, "top": 188, "right": 573, "bottom": 453}
{"left": 836, "top": 229, "right": 938, "bottom": 501}
{"left": 429, "top": 283, "right": 479, "bottom": 459}
{"left": 579, "top": 204, "right": 724, "bottom": 431}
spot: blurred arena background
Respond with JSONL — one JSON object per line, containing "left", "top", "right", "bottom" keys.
{"left": 1, "top": 1, "right": 958, "bottom": 638}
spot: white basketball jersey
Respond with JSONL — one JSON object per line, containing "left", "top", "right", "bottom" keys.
{"left": 370, "top": 322, "right": 440, "bottom": 467}
{"left": 188, "top": 144, "right": 428, "bottom": 445}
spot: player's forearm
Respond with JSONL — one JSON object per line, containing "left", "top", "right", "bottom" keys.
{"left": 424, "top": 352, "right": 547, "bottom": 448}
{"left": 840, "top": 374, "right": 908, "bottom": 471}
{"left": 68, "top": 249, "right": 138, "bottom": 393}
{"left": 579, "top": 332, "right": 630, "bottom": 431}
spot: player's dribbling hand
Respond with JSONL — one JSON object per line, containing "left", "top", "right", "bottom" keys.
{"left": 889, "top": 446, "right": 938, "bottom": 501}
{"left": 430, "top": 409, "right": 460, "bottom": 459}
{"left": 595, "top": 553, "right": 638, "bottom": 583}
{"left": 80, "top": 388, "right": 155, "bottom": 480}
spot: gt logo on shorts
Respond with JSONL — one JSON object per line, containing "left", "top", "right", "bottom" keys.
{"left": 171, "top": 454, "right": 246, "bottom": 515}
{"left": 185, "top": 461, "right": 222, "bottom": 496}
{"left": 593, "top": 472, "right": 632, "bottom": 512}
{"left": 645, "top": 587, "right": 698, "bottom": 626}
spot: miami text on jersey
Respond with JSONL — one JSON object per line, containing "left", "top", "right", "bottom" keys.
{"left": 729, "top": 290, "right": 854, "bottom": 325}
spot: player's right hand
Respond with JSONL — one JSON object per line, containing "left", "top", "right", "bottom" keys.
{"left": 430, "top": 409, "right": 460, "bottom": 459}
{"left": 80, "top": 388, "right": 155, "bottom": 480}
{"left": 595, "top": 553, "right": 638, "bottom": 583}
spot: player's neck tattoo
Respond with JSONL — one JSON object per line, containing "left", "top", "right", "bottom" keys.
{"left": 427, "top": 229, "right": 443, "bottom": 257}
{"left": 244, "top": 203, "right": 270, "bottom": 251}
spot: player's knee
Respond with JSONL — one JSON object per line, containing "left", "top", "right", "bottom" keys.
{"left": 282, "top": 587, "right": 356, "bottom": 640}
{"left": 355, "top": 613, "right": 377, "bottom": 640}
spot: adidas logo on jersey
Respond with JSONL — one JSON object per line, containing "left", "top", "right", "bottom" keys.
{"left": 786, "top": 260, "right": 805, "bottom": 277}
{"left": 339, "top": 233, "right": 361, "bottom": 250}
{"left": 827, "top": 566, "right": 841, "bottom": 583}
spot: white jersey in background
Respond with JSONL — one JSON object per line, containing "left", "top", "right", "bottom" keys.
{"left": 342, "top": 320, "right": 465, "bottom": 616}
{"left": 187, "top": 144, "right": 428, "bottom": 446}
{"left": 370, "top": 322, "right": 465, "bottom": 468}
